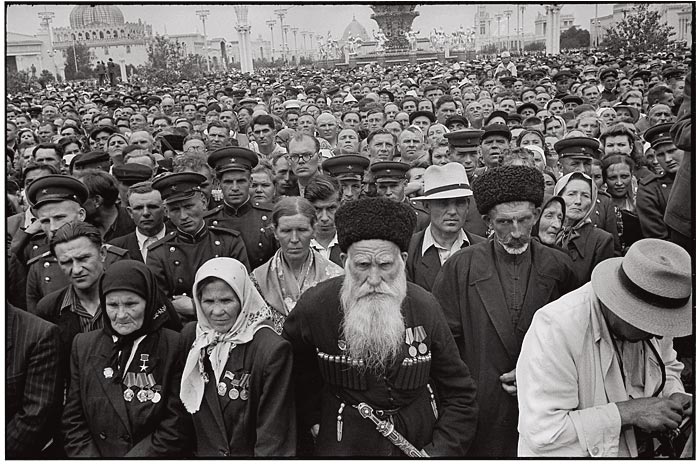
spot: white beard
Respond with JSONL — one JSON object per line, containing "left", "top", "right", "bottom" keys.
{"left": 340, "top": 261, "right": 407, "bottom": 374}
{"left": 501, "top": 240, "right": 530, "bottom": 255}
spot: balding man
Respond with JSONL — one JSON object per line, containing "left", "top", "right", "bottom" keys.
{"left": 128, "top": 130, "right": 155, "bottom": 152}
{"left": 316, "top": 113, "right": 339, "bottom": 149}
{"left": 397, "top": 127, "right": 426, "bottom": 164}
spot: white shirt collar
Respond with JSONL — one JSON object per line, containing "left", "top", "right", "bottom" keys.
{"left": 421, "top": 225, "right": 469, "bottom": 257}
{"left": 136, "top": 225, "right": 167, "bottom": 250}
{"left": 310, "top": 233, "right": 338, "bottom": 252}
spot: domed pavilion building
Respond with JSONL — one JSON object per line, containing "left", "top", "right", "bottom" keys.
{"left": 52, "top": 5, "right": 153, "bottom": 78}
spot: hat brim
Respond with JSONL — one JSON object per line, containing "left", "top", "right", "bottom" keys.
{"left": 591, "top": 259, "right": 692, "bottom": 337}
{"left": 414, "top": 188, "right": 473, "bottom": 201}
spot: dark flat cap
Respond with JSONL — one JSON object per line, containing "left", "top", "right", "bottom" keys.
{"left": 112, "top": 163, "right": 153, "bottom": 185}
{"left": 643, "top": 123, "right": 673, "bottom": 149}
{"left": 481, "top": 123, "right": 512, "bottom": 141}
{"left": 409, "top": 111, "right": 436, "bottom": 124}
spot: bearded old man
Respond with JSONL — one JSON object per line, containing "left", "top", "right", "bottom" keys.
{"left": 432, "top": 165, "right": 578, "bottom": 457}
{"left": 282, "top": 197, "right": 478, "bottom": 457}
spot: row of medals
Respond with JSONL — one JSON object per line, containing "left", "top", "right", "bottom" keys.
{"left": 218, "top": 371, "right": 251, "bottom": 401}
{"left": 123, "top": 371, "right": 162, "bottom": 403}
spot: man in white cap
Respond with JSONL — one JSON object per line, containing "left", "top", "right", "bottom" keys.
{"left": 406, "top": 162, "right": 485, "bottom": 292}
{"left": 495, "top": 51, "right": 517, "bottom": 78}
{"left": 517, "top": 238, "right": 692, "bottom": 457}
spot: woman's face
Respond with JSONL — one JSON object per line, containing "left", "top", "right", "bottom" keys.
{"left": 599, "top": 109, "right": 616, "bottom": 126}
{"left": 427, "top": 125, "right": 446, "bottom": 147}
{"left": 545, "top": 119, "right": 564, "bottom": 138}
{"left": 274, "top": 213, "right": 314, "bottom": 261}
{"left": 543, "top": 172, "right": 556, "bottom": 196}
{"left": 107, "top": 136, "right": 127, "bottom": 153}
{"left": 577, "top": 117, "right": 599, "bottom": 138}
{"left": 105, "top": 290, "right": 146, "bottom": 336}
{"left": 538, "top": 201, "right": 564, "bottom": 245}
{"left": 200, "top": 279, "right": 241, "bottom": 334}
{"left": 590, "top": 164, "right": 604, "bottom": 190}
{"left": 250, "top": 171, "right": 275, "bottom": 204}
{"left": 605, "top": 163, "right": 633, "bottom": 199}
{"left": 561, "top": 179, "right": 592, "bottom": 222}
{"left": 520, "top": 133, "right": 543, "bottom": 148}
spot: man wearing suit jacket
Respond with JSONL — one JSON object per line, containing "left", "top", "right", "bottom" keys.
{"left": 432, "top": 166, "right": 578, "bottom": 457}
{"left": 109, "top": 181, "right": 168, "bottom": 263}
{"left": 6, "top": 304, "right": 62, "bottom": 458}
{"left": 304, "top": 174, "right": 343, "bottom": 267}
{"left": 406, "top": 162, "right": 485, "bottom": 292}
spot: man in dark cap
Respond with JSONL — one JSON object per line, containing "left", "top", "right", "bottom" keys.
{"left": 112, "top": 162, "right": 153, "bottom": 205}
{"left": 600, "top": 68, "right": 619, "bottom": 102}
{"left": 371, "top": 161, "right": 429, "bottom": 232}
{"left": 472, "top": 124, "right": 511, "bottom": 180}
{"left": 636, "top": 123, "right": 682, "bottom": 240}
{"left": 554, "top": 137, "right": 621, "bottom": 253}
{"left": 147, "top": 172, "right": 250, "bottom": 321}
{"left": 70, "top": 151, "right": 111, "bottom": 175}
{"left": 553, "top": 70, "right": 574, "bottom": 98}
{"left": 89, "top": 125, "right": 118, "bottom": 152}
{"left": 432, "top": 165, "right": 578, "bottom": 457}
{"left": 562, "top": 94, "right": 583, "bottom": 112}
{"left": 203, "top": 147, "right": 278, "bottom": 270}
{"left": 283, "top": 196, "right": 478, "bottom": 457}
{"left": 322, "top": 154, "right": 369, "bottom": 203}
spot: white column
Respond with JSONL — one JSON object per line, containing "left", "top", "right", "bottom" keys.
{"left": 552, "top": 6, "right": 562, "bottom": 55}
{"left": 544, "top": 7, "right": 552, "bottom": 54}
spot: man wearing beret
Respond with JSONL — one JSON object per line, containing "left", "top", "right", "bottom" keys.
{"left": 370, "top": 161, "right": 430, "bottom": 232}
{"left": 636, "top": 123, "right": 682, "bottom": 240}
{"left": 432, "top": 165, "right": 578, "bottom": 457}
{"left": 283, "top": 197, "right": 479, "bottom": 457}
{"left": 204, "top": 147, "right": 278, "bottom": 269}
{"left": 147, "top": 172, "right": 251, "bottom": 321}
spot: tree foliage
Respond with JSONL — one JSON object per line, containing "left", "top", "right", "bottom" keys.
{"left": 560, "top": 26, "right": 590, "bottom": 50}
{"left": 37, "top": 70, "right": 56, "bottom": 88}
{"left": 137, "top": 35, "right": 206, "bottom": 86}
{"left": 7, "top": 70, "right": 32, "bottom": 94}
{"left": 524, "top": 41, "right": 545, "bottom": 52}
{"left": 600, "top": 4, "right": 674, "bottom": 54}
{"left": 64, "top": 42, "right": 95, "bottom": 80}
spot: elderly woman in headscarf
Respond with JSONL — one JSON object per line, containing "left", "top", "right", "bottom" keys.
{"left": 252, "top": 196, "right": 343, "bottom": 333}
{"left": 180, "top": 257, "right": 295, "bottom": 457}
{"left": 62, "top": 260, "right": 192, "bottom": 457}
{"left": 554, "top": 172, "right": 615, "bottom": 284}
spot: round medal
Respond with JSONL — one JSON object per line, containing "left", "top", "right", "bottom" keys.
{"left": 240, "top": 389, "right": 249, "bottom": 401}
{"left": 217, "top": 382, "right": 227, "bottom": 396}
{"left": 124, "top": 388, "right": 134, "bottom": 402}
{"left": 337, "top": 340, "right": 347, "bottom": 351}
{"left": 152, "top": 392, "right": 161, "bottom": 404}
{"left": 408, "top": 345, "right": 417, "bottom": 357}
{"left": 418, "top": 343, "right": 428, "bottom": 355}
{"left": 137, "top": 389, "right": 149, "bottom": 402}
{"left": 229, "top": 388, "right": 239, "bottom": 400}
{"left": 146, "top": 389, "right": 155, "bottom": 401}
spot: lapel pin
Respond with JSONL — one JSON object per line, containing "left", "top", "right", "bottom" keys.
{"left": 103, "top": 367, "right": 114, "bottom": 379}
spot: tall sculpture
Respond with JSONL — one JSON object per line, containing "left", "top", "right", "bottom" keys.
{"left": 234, "top": 6, "right": 254, "bottom": 74}
{"left": 370, "top": 4, "right": 419, "bottom": 51}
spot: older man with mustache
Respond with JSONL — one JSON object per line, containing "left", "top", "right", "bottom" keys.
{"left": 432, "top": 165, "right": 578, "bottom": 457}
{"left": 283, "top": 197, "right": 478, "bottom": 457}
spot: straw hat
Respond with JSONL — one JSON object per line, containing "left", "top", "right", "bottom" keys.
{"left": 413, "top": 162, "right": 472, "bottom": 201}
{"left": 591, "top": 238, "right": 692, "bottom": 337}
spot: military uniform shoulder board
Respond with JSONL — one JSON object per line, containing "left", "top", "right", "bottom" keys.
{"left": 203, "top": 205, "right": 224, "bottom": 218}
{"left": 27, "top": 250, "right": 53, "bottom": 266}
{"left": 208, "top": 225, "right": 242, "bottom": 237}
{"left": 252, "top": 201, "right": 273, "bottom": 212}
{"left": 148, "top": 231, "right": 177, "bottom": 251}
{"left": 410, "top": 199, "right": 428, "bottom": 213}
{"left": 103, "top": 244, "right": 129, "bottom": 257}
{"left": 639, "top": 172, "right": 662, "bottom": 186}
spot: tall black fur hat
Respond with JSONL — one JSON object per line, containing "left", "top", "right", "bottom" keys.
{"left": 335, "top": 197, "right": 416, "bottom": 253}
{"left": 472, "top": 165, "right": 544, "bottom": 215}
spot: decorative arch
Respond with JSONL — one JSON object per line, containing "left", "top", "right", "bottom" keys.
{"left": 99, "top": 31, "right": 104, "bottom": 39}
{"left": 92, "top": 31, "right": 97, "bottom": 40}
{"left": 114, "top": 30, "right": 118, "bottom": 38}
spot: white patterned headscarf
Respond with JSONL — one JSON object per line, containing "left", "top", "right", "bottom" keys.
{"left": 180, "top": 257, "right": 273, "bottom": 414}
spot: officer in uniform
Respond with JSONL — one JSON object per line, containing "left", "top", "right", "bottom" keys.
{"left": 599, "top": 68, "right": 620, "bottom": 102}
{"left": 16, "top": 175, "right": 127, "bottom": 312}
{"left": 637, "top": 123, "right": 677, "bottom": 239}
{"left": 204, "top": 147, "right": 278, "bottom": 270}
{"left": 370, "top": 161, "right": 430, "bottom": 232}
{"left": 554, "top": 137, "right": 621, "bottom": 254}
{"left": 147, "top": 172, "right": 250, "bottom": 322}
{"left": 444, "top": 129, "right": 488, "bottom": 237}
{"left": 321, "top": 154, "right": 370, "bottom": 203}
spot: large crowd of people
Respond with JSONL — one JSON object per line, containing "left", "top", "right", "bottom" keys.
{"left": 6, "top": 46, "right": 693, "bottom": 458}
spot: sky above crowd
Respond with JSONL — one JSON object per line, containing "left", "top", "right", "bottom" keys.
{"left": 7, "top": 2, "right": 616, "bottom": 43}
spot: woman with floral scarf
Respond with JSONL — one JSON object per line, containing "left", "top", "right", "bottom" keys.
{"left": 180, "top": 257, "right": 295, "bottom": 457}
{"left": 554, "top": 172, "right": 615, "bottom": 284}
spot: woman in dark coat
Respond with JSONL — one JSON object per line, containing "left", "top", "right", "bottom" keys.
{"left": 554, "top": 172, "right": 615, "bottom": 284}
{"left": 180, "top": 257, "right": 296, "bottom": 457}
{"left": 62, "top": 260, "right": 192, "bottom": 457}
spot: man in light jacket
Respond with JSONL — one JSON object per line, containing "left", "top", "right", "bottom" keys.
{"left": 517, "top": 238, "right": 692, "bottom": 457}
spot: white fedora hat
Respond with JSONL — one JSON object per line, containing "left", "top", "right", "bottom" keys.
{"left": 413, "top": 162, "right": 472, "bottom": 201}
{"left": 591, "top": 238, "right": 692, "bottom": 337}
